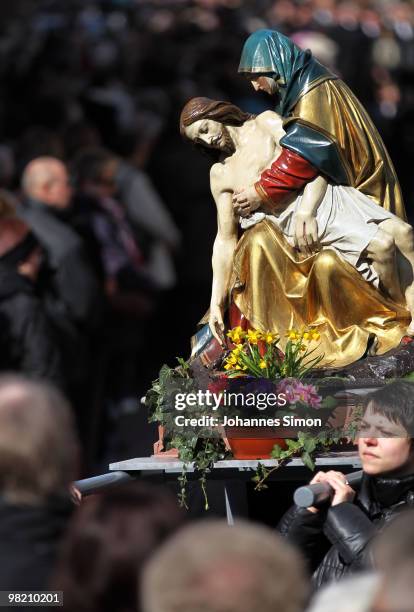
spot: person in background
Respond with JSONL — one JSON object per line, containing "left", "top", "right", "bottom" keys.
{"left": 0, "top": 212, "right": 62, "bottom": 386}
{"left": 20, "top": 157, "right": 101, "bottom": 332}
{"left": 70, "top": 148, "right": 156, "bottom": 421}
{"left": 371, "top": 510, "right": 414, "bottom": 612}
{"left": 53, "top": 483, "right": 185, "bottom": 612}
{"left": 70, "top": 147, "right": 155, "bottom": 309}
{"left": 141, "top": 519, "right": 308, "bottom": 612}
{"left": 279, "top": 381, "right": 414, "bottom": 589}
{"left": 306, "top": 509, "right": 414, "bottom": 612}
{"left": 20, "top": 157, "right": 103, "bottom": 426}
{"left": 0, "top": 375, "right": 79, "bottom": 590}
{"left": 116, "top": 159, "right": 180, "bottom": 292}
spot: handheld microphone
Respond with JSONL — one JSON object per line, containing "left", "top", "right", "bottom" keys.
{"left": 293, "top": 470, "right": 363, "bottom": 508}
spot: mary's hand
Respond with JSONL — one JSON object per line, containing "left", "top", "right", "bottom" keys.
{"left": 232, "top": 187, "right": 262, "bottom": 217}
{"left": 294, "top": 210, "right": 319, "bottom": 255}
{"left": 209, "top": 305, "right": 225, "bottom": 346}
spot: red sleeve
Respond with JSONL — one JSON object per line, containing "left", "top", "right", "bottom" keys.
{"left": 255, "top": 148, "right": 318, "bottom": 211}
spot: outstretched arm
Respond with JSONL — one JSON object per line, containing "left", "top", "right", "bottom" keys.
{"left": 210, "top": 184, "right": 238, "bottom": 345}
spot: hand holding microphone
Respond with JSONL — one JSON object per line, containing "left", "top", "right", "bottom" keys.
{"left": 294, "top": 470, "right": 361, "bottom": 512}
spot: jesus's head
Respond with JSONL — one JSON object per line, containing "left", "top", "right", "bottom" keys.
{"left": 180, "top": 97, "right": 253, "bottom": 158}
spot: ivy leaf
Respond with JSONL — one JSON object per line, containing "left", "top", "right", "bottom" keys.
{"left": 303, "top": 437, "right": 317, "bottom": 454}
{"left": 159, "top": 364, "right": 171, "bottom": 386}
{"left": 320, "top": 395, "right": 337, "bottom": 410}
{"left": 286, "top": 439, "right": 301, "bottom": 451}
{"left": 301, "top": 451, "right": 315, "bottom": 471}
{"left": 271, "top": 444, "right": 283, "bottom": 459}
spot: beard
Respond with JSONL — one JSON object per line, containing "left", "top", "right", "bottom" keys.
{"left": 220, "top": 125, "right": 236, "bottom": 156}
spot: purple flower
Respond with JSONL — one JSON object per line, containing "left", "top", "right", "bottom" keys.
{"left": 277, "top": 378, "right": 322, "bottom": 408}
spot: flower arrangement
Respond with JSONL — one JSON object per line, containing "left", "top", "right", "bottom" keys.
{"left": 146, "top": 326, "right": 352, "bottom": 509}
{"left": 277, "top": 378, "right": 322, "bottom": 408}
{"left": 223, "top": 326, "right": 322, "bottom": 379}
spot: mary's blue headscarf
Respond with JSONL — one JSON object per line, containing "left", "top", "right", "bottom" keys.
{"left": 238, "top": 29, "right": 334, "bottom": 116}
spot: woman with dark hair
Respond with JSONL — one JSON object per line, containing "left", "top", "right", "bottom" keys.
{"left": 53, "top": 484, "right": 185, "bottom": 612}
{"left": 279, "top": 381, "right": 414, "bottom": 589}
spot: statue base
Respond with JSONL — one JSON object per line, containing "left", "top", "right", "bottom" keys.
{"left": 322, "top": 336, "right": 414, "bottom": 383}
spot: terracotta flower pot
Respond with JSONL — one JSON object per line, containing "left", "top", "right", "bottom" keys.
{"left": 223, "top": 426, "right": 287, "bottom": 459}
{"left": 153, "top": 425, "right": 179, "bottom": 457}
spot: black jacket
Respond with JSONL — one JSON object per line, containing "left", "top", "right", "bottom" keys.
{"left": 0, "top": 495, "right": 73, "bottom": 590}
{"left": 18, "top": 199, "right": 102, "bottom": 331}
{"left": 0, "top": 265, "right": 63, "bottom": 387}
{"left": 18, "top": 199, "right": 104, "bottom": 390}
{"left": 278, "top": 472, "right": 414, "bottom": 588}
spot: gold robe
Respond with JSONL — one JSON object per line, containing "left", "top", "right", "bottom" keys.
{"left": 232, "top": 220, "right": 409, "bottom": 368}
{"left": 286, "top": 78, "right": 405, "bottom": 219}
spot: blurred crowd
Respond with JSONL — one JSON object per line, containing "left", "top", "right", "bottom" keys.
{"left": 1, "top": 0, "right": 414, "bottom": 468}
{"left": 0, "top": 374, "right": 413, "bottom": 611}
{"left": 1, "top": 3, "right": 414, "bottom": 610}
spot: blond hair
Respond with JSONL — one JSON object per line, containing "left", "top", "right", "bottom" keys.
{"left": 0, "top": 375, "right": 79, "bottom": 503}
{"left": 142, "top": 519, "right": 308, "bottom": 612}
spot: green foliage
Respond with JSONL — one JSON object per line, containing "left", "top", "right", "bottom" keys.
{"left": 170, "top": 435, "right": 228, "bottom": 510}
{"left": 280, "top": 336, "right": 324, "bottom": 378}
{"left": 145, "top": 355, "right": 354, "bottom": 510}
{"left": 145, "top": 360, "right": 228, "bottom": 509}
{"left": 253, "top": 424, "right": 356, "bottom": 490}
{"left": 224, "top": 327, "right": 323, "bottom": 379}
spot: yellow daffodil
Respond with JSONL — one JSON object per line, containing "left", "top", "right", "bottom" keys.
{"left": 311, "top": 331, "right": 320, "bottom": 341}
{"left": 227, "top": 326, "right": 246, "bottom": 344}
{"left": 264, "top": 331, "right": 277, "bottom": 344}
{"left": 247, "top": 329, "right": 262, "bottom": 345}
{"left": 259, "top": 360, "right": 267, "bottom": 369}
{"left": 231, "top": 345, "right": 243, "bottom": 356}
{"left": 302, "top": 332, "right": 310, "bottom": 341}
{"left": 286, "top": 328, "right": 299, "bottom": 340}
{"left": 226, "top": 355, "right": 238, "bottom": 365}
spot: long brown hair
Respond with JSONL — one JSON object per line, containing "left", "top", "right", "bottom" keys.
{"left": 180, "top": 97, "right": 253, "bottom": 141}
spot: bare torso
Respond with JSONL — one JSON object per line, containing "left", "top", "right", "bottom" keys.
{"left": 210, "top": 111, "right": 285, "bottom": 195}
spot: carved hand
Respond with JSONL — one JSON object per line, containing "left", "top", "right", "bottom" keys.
{"left": 209, "top": 304, "right": 225, "bottom": 346}
{"left": 294, "top": 210, "right": 319, "bottom": 255}
{"left": 232, "top": 186, "right": 262, "bottom": 217}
